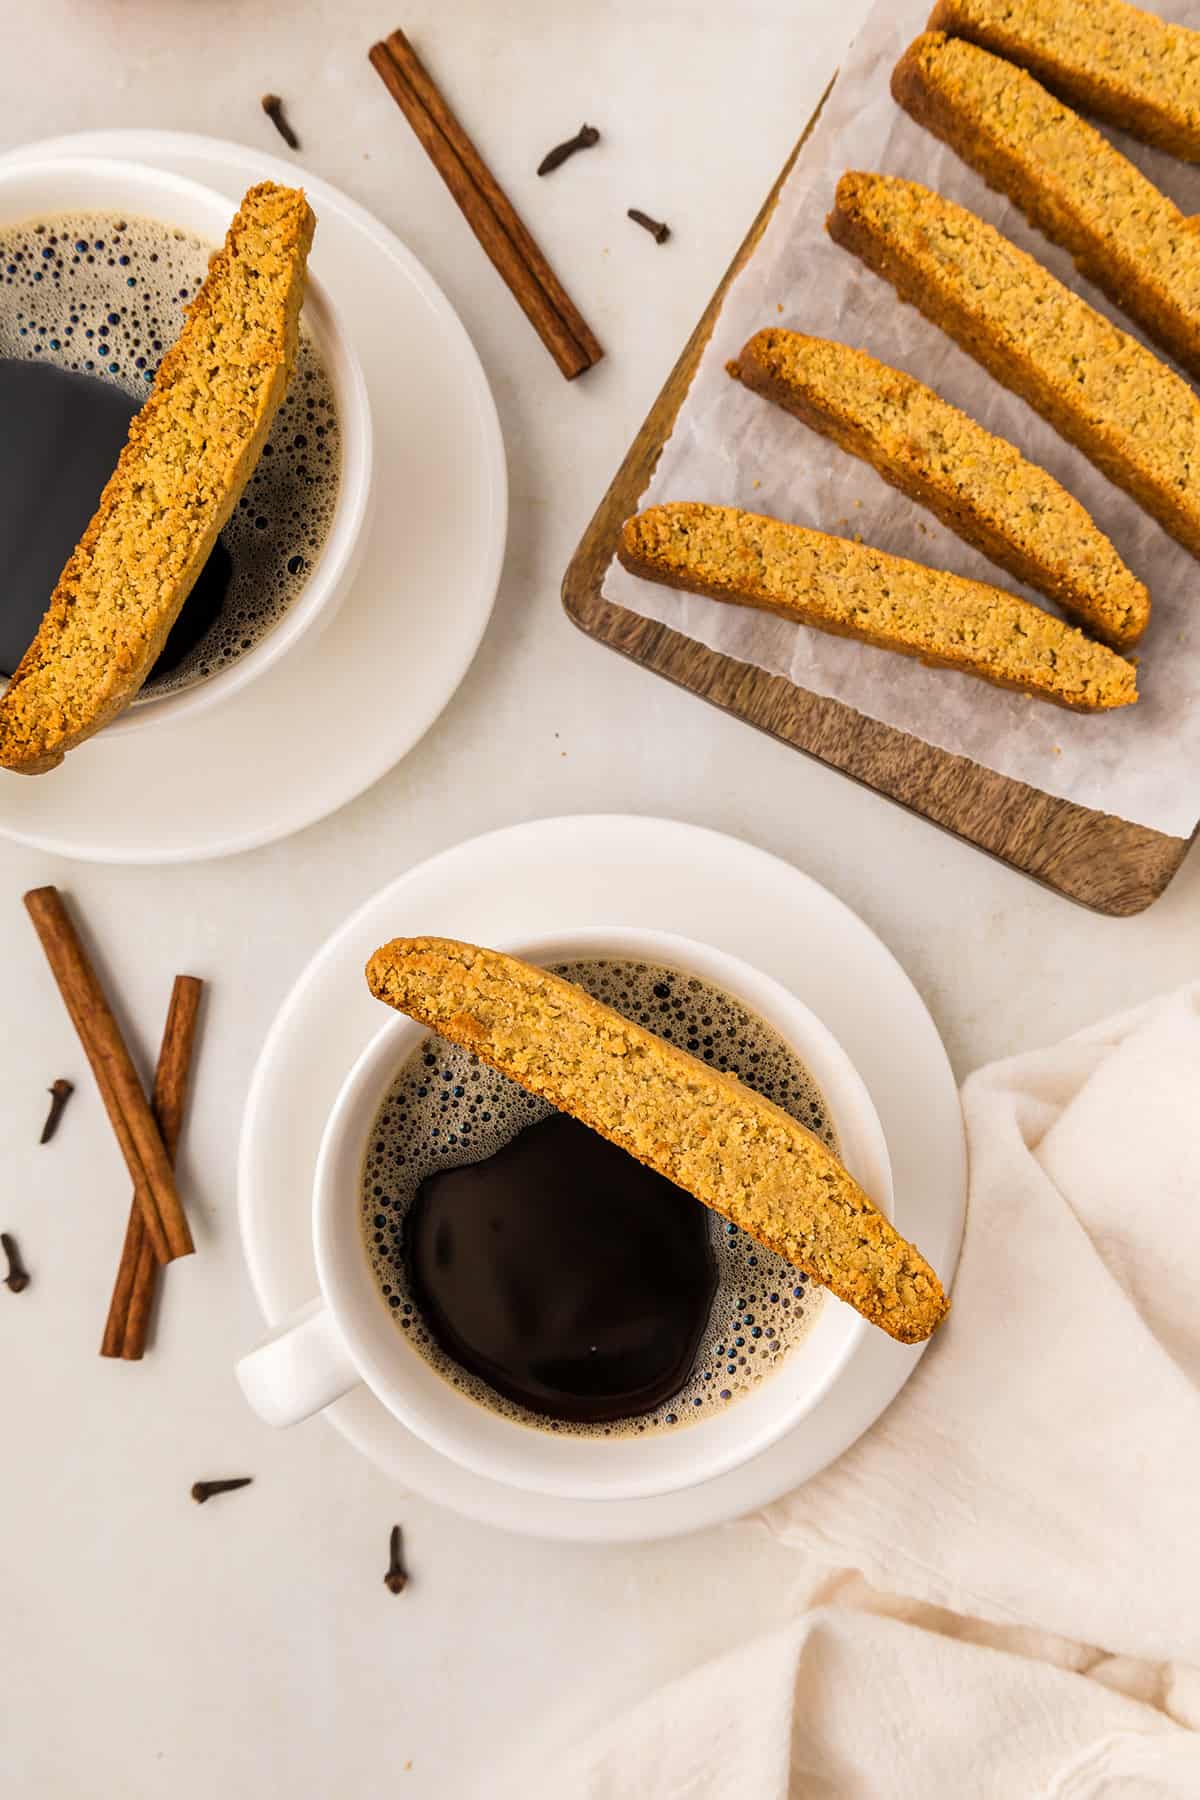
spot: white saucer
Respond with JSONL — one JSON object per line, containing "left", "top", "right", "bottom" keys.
{"left": 238, "top": 814, "right": 966, "bottom": 1542}
{"left": 0, "top": 131, "right": 507, "bottom": 862}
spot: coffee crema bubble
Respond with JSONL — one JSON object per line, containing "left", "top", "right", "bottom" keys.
{"left": 360, "top": 960, "right": 838, "bottom": 1440}
{"left": 0, "top": 211, "right": 340, "bottom": 697}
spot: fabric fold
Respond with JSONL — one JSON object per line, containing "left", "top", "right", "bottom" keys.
{"left": 764, "top": 985, "right": 1200, "bottom": 1667}
{"left": 539, "top": 985, "right": 1200, "bottom": 1797}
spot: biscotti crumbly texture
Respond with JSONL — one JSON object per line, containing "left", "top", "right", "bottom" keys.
{"left": 929, "top": 0, "right": 1200, "bottom": 162}
{"left": 828, "top": 172, "right": 1200, "bottom": 563}
{"left": 729, "top": 329, "right": 1149, "bottom": 650}
{"left": 895, "top": 32, "right": 1200, "bottom": 383}
{"left": 0, "top": 181, "right": 315, "bottom": 774}
{"left": 619, "top": 503, "right": 1137, "bottom": 712}
{"left": 365, "top": 937, "right": 950, "bottom": 1343}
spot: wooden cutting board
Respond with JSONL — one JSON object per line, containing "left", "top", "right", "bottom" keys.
{"left": 561, "top": 83, "right": 1193, "bottom": 917}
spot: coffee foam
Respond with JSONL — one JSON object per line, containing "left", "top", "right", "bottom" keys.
{"left": 0, "top": 209, "right": 340, "bottom": 696}
{"left": 360, "top": 960, "right": 838, "bottom": 1439}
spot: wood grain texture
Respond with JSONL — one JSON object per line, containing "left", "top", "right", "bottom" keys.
{"left": 561, "top": 78, "right": 1192, "bottom": 917}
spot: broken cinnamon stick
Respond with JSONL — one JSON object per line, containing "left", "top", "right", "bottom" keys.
{"left": 369, "top": 28, "right": 602, "bottom": 379}
{"left": 23, "top": 888, "right": 194, "bottom": 1264}
{"left": 101, "top": 976, "right": 203, "bottom": 1360}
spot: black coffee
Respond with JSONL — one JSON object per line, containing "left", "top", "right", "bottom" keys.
{"left": 361, "top": 960, "right": 838, "bottom": 1438}
{"left": 0, "top": 359, "right": 232, "bottom": 682}
{"left": 407, "top": 1112, "right": 720, "bottom": 1425}
{"left": 0, "top": 210, "right": 340, "bottom": 697}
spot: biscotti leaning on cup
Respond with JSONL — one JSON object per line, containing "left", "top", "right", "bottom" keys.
{"left": 365, "top": 936, "right": 950, "bottom": 1343}
{"left": 618, "top": 503, "right": 1137, "bottom": 712}
{"left": 0, "top": 181, "right": 315, "bottom": 775}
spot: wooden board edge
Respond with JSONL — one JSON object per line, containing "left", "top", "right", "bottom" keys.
{"left": 571, "top": 595, "right": 1191, "bottom": 916}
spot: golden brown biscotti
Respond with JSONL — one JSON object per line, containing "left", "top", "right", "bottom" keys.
{"left": 0, "top": 182, "right": 315, "bottom": 775}
{"left": 895, "top": 32, "right": 1200, "bottom": 382}
{"left": 729, "top": 329, "right": 1149, "bottom": 649}
{"left": 828, "top": 172, "right": 1200, "bottom": 562}
{"left": 928, "top": 0, "right": 1200, "bottom": 162}
{"left": 365, "top": 937, "right": 950, "bottom": 1343}
{"left": 618, "top": 503, "right": 1137, "bottom": 712}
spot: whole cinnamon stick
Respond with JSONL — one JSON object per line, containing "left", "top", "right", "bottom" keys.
{"left": 23, "top": 888, "right": 194, "bottom": 1263}
{"left": 369, "top": 29, "right": 602, "bottom": 380}
{"left": 101, "top": 976, "right": 203, "bottom": 1360}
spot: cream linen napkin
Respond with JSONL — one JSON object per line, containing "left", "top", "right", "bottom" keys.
{"left": 546, "top": 985, "right": 1200, "bottom": 1797}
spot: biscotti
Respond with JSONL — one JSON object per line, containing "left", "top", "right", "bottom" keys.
{"left": 365, "top": 937, "right": 950, "bottom": 1343}
{"left": 828, "top": 172, "right": 1200, "bottom": 561}
{"left": 895, "top": 32, "right": 1200, "bottom": 382}
{"left": 729, "top": 330, "right": 1149, "bottom": 650}
{"left": 618, "top": 503, "right": 1137, "bottom": 712}
{"left": 0, "top": 182, "right": 315, "bottom": 775}
{"left": 928, "top": 0, "right": 1200, "bottom": 163}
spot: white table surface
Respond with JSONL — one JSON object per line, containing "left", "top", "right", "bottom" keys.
{"left": 3, "top": 3, "right": 1197, "bottom": 1795}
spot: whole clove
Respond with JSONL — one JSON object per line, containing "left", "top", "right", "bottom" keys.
{"left": 537, "top": 124, "right": 600, "bottom": 177}
{"left": 191, "top": 1477, "right": 253, "bottom": 1504}
{"left": 383, "top": 1524, "right": 407, "bottom": 1594}
{"left": 39, "top": 1078, "right": 74, "bottom": 1145}
{"left": 2, "top": 1232, "right": 30, "bottom": 1293}
{"left": 261, "top": 94, "right": 300, "bottom": 151}
{"left": 628, "top": 208, "right": 670, "bottom": 244}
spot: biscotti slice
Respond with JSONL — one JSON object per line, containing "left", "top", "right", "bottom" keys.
{"left": 365, "top": 937, "right": 949, "bottom": 1343}
{"left": 0, "top": 181, "right": 315, "bottom": 774}
{"left": 618, "top": 503, "right": 1136, "bottom": 712}
{"left": 929, "top": 0, "right": 1200, "bottom": 163}
{"left": 729, "top": 329, "right": 1149, "bottom": 649}
{"left": 828, "top": 172, "right": 1200, "bottom": 561}
{"left": 895, "top": 32, "right": 1200, "bottom": 382}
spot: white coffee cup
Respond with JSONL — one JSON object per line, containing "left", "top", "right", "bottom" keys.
{"left": 0, "top": 156, "right": 373, "bottom": 737}
{"left": 236, "top": 927, "right": 893, "bottom": 1502}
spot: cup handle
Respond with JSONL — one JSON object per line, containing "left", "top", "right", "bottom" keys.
{"left": 236, "top": 1296, "right": 360, "bottom": 1428}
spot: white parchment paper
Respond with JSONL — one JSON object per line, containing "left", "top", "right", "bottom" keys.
{"left": 600, "top": 0, "right": 1200, "bottom": 837}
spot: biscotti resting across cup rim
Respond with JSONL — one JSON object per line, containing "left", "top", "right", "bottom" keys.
{"left": 365, "top": 935, "right": 950, "bottom": 1344}
{"left": 241, "top": 922, "right": 907, "bottom": 1502}
{"left": 0, "top": 156, "right": 373, "bottom": 771}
